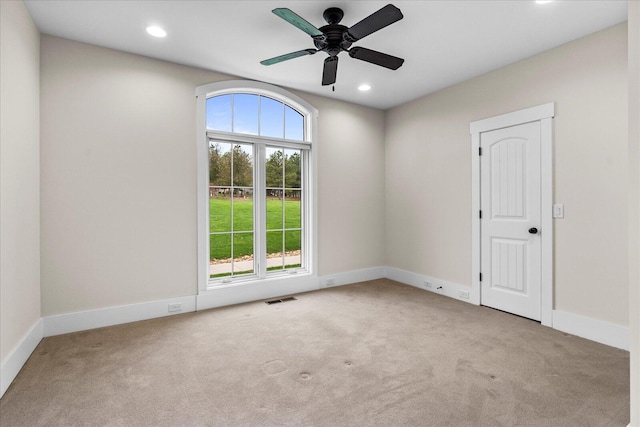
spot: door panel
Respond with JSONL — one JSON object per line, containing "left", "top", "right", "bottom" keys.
{"left": 481, "top": 121, "right": 541, "bottom": 320}
{"left": 491, "top": 238, "right": 526, "bottom": 293}
{"left": 491, "top": 139, "right": 525, "bottom": 218}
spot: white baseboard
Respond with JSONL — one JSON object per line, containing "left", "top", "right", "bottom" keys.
{"left": 552, "top": 309, "right": 629, "bottom": 351}
{"left": 3, "top": 267, "right": 628, "bottom": 401}
{"left": 197, "top": 275, "right": 320, "bottom": 311}
{"left": 319, "top": 266, "right": 386, "bottom": 288}
{"left": 386, "top": 266, "right": 474, "bottom": 304}
{"left": 43, "top": 295, "right": 197, "bottom": 337}
{"left": 1, "top": 318, "right": 43, "bottom": 398}
{"left": 387, "top": 267, "right": 630, "bottom": 351}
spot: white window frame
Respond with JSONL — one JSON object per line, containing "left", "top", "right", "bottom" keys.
{"left": 195, "top": 81, "right": 318, "bottom": 308}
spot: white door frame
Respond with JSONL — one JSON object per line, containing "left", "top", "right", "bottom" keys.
{"left": 470, "top": 102, "right": 555, "bottom": 327}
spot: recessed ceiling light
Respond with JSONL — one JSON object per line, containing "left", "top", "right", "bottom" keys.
{"left": 358, "top": 84, "right": 371, "bottom": 92}
{"left": 535, "top": 1, "right": 553, "bottom": 4}
{"left": 146, "top": 26, "right": 167, "bottom": 38}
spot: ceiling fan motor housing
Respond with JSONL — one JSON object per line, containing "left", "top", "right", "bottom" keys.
{"left": 315, "top": 24, "right": 352, "bottom": 56}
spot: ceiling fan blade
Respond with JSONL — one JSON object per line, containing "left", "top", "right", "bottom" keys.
{"left": 261, "top": 49, "right": 317, "bottom": 66}
{"left": 272, "top": 8, "right": 326, "bottom": 40}
{"left": 345, "top": 4, "right": 403, "bottom": 42}
{"left": 349, "top": 47, "right": 404, "bottom": 70}
{"left": 322, "top": 56, "right": 338, "bottom": 86}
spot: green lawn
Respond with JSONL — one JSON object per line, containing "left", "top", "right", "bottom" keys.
{"left": 209, "top": 197, "right": 301, "bottom": 260}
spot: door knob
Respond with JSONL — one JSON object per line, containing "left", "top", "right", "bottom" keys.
{"left": 528, "top": 227, "right": 538, "bottom": 235}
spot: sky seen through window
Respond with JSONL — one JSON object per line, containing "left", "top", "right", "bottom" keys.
{"left": 206, "top": 93, "right": 304, "bottom": 141}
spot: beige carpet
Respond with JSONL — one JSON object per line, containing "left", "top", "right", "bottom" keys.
{"left": 0, "top": 279, "right": 630, "bottom": 426}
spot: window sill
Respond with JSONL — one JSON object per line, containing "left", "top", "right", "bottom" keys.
{"left": 197, "top": 273, "right": 319, "bottom": 311}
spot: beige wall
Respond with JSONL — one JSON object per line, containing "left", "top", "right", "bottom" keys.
{"left": 311, "top": 97, "right": 386, "bottom": 274}
{"left": 39, "top": 36, "right": 385, "bottom": 316}
{"left": 0, "top": 1, "right": 41, "bottom": 363}
{"left": 385, "top": 23, "right": 628, "bottom": 326}
{"left": 629, "top": 2, "right": 639, "bottom": 424}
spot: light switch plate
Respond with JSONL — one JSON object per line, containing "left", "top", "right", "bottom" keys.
{"left": 553, "top": 204, "right": 564, "bottom": 219}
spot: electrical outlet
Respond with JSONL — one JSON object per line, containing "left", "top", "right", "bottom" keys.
{"left": 325, "top": 278, "right": 335, "bottom": 286}
{"left": 458, "top": 290, "right": 470, "bottom": 299}
{"left": 423, "top": 280, "right": 432, "bottom": 289}
{"left": 168, "top": 303, "right": 182, "bottom": 313}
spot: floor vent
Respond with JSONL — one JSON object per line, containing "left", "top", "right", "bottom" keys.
{"left": 265, "top": 296, "right": 297, "bottom": 305}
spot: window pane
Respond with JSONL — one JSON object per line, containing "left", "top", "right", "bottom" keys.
{"left": 210, "top": 234, "right": 231, "bottom": 278}
{"left": 266, "top": 193, "right": 283, "bottom": 230}
{"left": 284, "top": 149, "right": 301, "bottom": 189}
{"left": 268, "top": 261, "right": 284, "bottom": 272}
{"left": 210, "top": 198, "right": 231, "bottom": 233}
{"left": 209, "top": 234, "right": 231, "bottom": 263}
{"left": 265, "top": 147, "right": 284, "bottom": 188}
{"left": 284, "top": 192, "right": 301, "bottom": 229}
{"left": 232, "top": 144, "right": 253, "bottom": 187}
{"left": 284, "top": 230, "right": 301, "bottom": 269}
{"left": 285, "top": 230, "right": 301, "bottom": 252}
{"left": 230, "top": 143, "right": 253, "bottom": 233}
{"left": 210, "top": 142, "right": 231, "bottom": 233}
{"left": 233, "top": 94, "right": 259, "bottom": 135}
{"left": 260, "top": 97, "right": 284, "bottom": 139}
{"left": 206, "top": 95, "right": 232, "bottom": 132}
{"left": 233, "top": 232, "right": 254, "bottom": 275}
{"left": 232, "top": 195, "right": 253, "bottom": 232}
{"left": 210, "top": 141, "right": 231, "bottom": 187}
{"left": 267, "top": 230, "right": 283, "bottom": 257}
{"left": 285, "top": 106, "right": 304, "bottom": 140}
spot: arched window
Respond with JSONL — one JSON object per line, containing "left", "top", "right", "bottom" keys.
{"left": 196, "top": 81, "right": 317, "bottom": 294}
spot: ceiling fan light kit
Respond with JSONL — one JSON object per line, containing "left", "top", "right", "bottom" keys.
{"left": 261, "top": 4, "right": 405, "bottom": 86}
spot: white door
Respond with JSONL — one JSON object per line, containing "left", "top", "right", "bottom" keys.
{"left": 480, "top": 121, "right": 541, "bottom": 321}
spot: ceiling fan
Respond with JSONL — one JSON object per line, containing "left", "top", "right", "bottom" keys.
{"left": 260, "top": 4, "right": 405, "bottom": 86}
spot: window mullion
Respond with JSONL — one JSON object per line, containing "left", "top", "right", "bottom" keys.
{"left": 256, "top": 145, "right": 267, "bottom": 278}
{"left": 281, "top": 154, "right": 286, "bottom": 269}
{"left": 281, "top": 102, "right": 286, "bottom": 271}
{"left": 301, "top": 149, "right": 309, "bottom": 270}
{"left": 255, "top": 97, "right": 262, "bottom": 277}
{"left": 258, "top": 96, "right": 262, "bottom": 137}
{"left": 229, "top": 144, "right": 236, "bottom": 277}
{"left": 282, "top": 102, "right": 286, "bottom": 140}
{"left": 230, "top": 144, "right": 235, "bottom": 276}
{"left": 207, "top": 130, "right": 310, "bottom": 149}
{"left": 230, "top": 94, "right": 235, "bottom": 134}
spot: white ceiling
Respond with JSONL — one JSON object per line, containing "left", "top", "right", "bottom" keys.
{"left": 25, "top": 0, "right": 627, "bottom": 110}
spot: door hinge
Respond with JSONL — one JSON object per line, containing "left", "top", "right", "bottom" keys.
{"left": 479, "top": 147, "right": 483, "bottom": 156}
{"left": 479, "top": 210, "right": 482, "bottom": 219}
{"left": 479, "top": 273, "right": 483, "bottom": 282}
